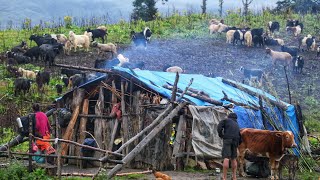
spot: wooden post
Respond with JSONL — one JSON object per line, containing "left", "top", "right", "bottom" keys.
{"left": 121, "top": 81, "right": 129, "bottom": 155}
{"left": 171, "top": 72, "right": 179, "bottom": 102}
{"left": 171, "top": 115, "right": 186, "bottom": 170}
{"left": 28, "top": 114, "right": 33, "bottom": 172}
{"left": 55, "top": 111, "right": 62, "bottom": 179}
{"left": 61, "top": 88, "right": 85, "bottom": 156}
{"left": 94, "top": 86, "right": 105, "bottom": 162}
{"left": 109, "top": 120, "right": 119, "bottom": 151}
{"left": 107, "top": 102, "right": 187, "bottom": 178}
{"left": 77, "top": 99, "right": 89, "bottom": 168}
{"left": 284, "top": 66, "right": 292, "bottom": 104}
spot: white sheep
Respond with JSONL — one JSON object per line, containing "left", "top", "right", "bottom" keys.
{"left": 56, "top": 34, "right": 68, "bottom": 44}
{"left": 299, "top": 34, "right": 316, "bottom": 51}
{"left": 166, "top": 66, "right": 183, "bottom": 73}
{"left": 92, "top": 42, "right": 117, "bottom": 57}
{"left": 18, "top": 67, "right": 36, "bottom": 79}
{"left": 209, "top": 24, "right": 220, "bottom": 34}
{"left": 68, "top": 31, "right": 90, "bottom": 52}
{"left": 226, "top": 30, "right": 236, "bottom": 44}
{"left": 217, "top": 23, "right": 228, "bottom": 33}
{"left": 265, "top": 48, "right": 292, "bottom": 68}
{"left": 244, "top": 31, "right": 252, "bottom": 47}
{"left": 97, "top": 25, "right": 107, "bottom": 31}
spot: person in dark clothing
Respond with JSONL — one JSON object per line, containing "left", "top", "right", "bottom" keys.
{"left": 217, "top": 112, "right": 242, "bottom": 180}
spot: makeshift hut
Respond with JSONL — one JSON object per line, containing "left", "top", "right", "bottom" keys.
{"left": 52, "top": 65, "right": 306, "bottom": 177}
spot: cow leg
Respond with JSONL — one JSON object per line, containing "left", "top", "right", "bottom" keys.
{"left": 237, "top": 148, "right": 246, "bottom": 177}
{"left": 274, "top": 161, "right": 280, "bottom": 180}
{"left": 270, "top": 158, "right": 277, "bottom": 180}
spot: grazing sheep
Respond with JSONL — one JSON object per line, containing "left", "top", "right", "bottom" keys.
{"left": 226, "top": 30, "right": 236, "bottom": 44}
{"left": 64, "top": 40, "right": 73, "bottom": 55}
{"left": 55, "top": 84, "right": 63, "bottom": 95}
{"left": 209, "top": 23, "right": 220, "bottom": 34}
{"left": 244, "top": 31, "right": 253, "bottom": 47}
{"left": 286, "top": 25, "right": 301, "bottom": 36}
{"left": 56, "top": 34, "right": 68, "bottom": 44}
{"left": 281, "top": 45, "right": 299, "bottom": 57}
{"left": 317, "top": 46, "right": 320, "bottom": 57}
{"left": 233, "top": 30, "right": 244, "bottom": 45}
{"left": 292, "top": 56, "right": 304, "bottom": 74}
{"left": 266, "top": 48, "right": 292, "bottom": 68}
{"left": 14, "top": 78, "right": 33, "bottom": 96}
{"left": 97, "top": 25, "right": 107, "bottom": 31}
{"left": 11, "top": 41, "right": 28, "bottom": 53}
{"left": 18, "top": 67, "right": 36, "bottom": 79}
{"left": 268, "top": 21, "right": 280, "bottom": 34}
{"left": 209, "top": 18, "right": 221, "bottom": 25}
{"left": 92, "top": 42, "right": 117, "bottom": 57}
{"left": 68, "top": 31, "right": 90, "bottom": 52}
{"left": 217, "top": 23, "right": 229, "bottom": 33}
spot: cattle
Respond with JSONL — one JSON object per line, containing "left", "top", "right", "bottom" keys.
{"left": 14, "top": 78, "right": 33, "bottom": 96}
{"left": 36, "top": 71, "right": 50, "bottom": 92}
{"left": 238, "top": 128, "right": 297, "bottom": 180}
{"left": 268, "top": 21, "right": 280, "bottom": 34}
{"left": 292, "top": 56, "right": 304, "bottom": 74}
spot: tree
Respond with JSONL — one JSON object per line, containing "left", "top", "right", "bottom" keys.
{"left": 275, "top": 0, "right": 320, "bottom": 14}
{"left": 219, "top": 0, "right": 224, "bottom": 17}
{"left": 242, "top": 0, "right": 253, "bottom": 20}
{"left": 201, "top": 0, "right": 207, "bottom": 14}
{"left": 131, "top": 0, "right": 168, "bottom": 21}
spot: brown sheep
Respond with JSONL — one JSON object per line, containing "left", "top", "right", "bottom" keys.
{"left": 226, "top": 30, "right": 236, "bottom": 44}
{"left": 244, "top": 31, "right": 252, "bottom": 47}
{"left": 266, "top": 48, "right": 292, "bottom": 68}
{"left": 92, "top": 42, "right": 117, "bottom": 58}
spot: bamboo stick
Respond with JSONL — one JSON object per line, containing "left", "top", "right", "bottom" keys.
{"left": 54, "top": 63, "right": 111, "bottom": 73}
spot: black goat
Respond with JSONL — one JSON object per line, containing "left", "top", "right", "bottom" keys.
{"left": 55, "top": 84, "right": 63, "bottom": 95}
{"left": 264, "top": 37, "right": 282, "bottom": 46}
{"left": 29, "top": 34, "right": 57, "bottom": 46}
{"left": 292, "top": 56, "right": 304, "bottom": 74}
{"left": 61, "top": 68, "right": 85, "bottom": 78}
{"left": 281, "top": 45, "right": 299, "bottom": 57}
{"left": 252, "top": 35, "right": 264, "bottom": 47}
{"left": 11, "top": 41, "right": 28, "bottom": 53}
{"left": 130, "top": 27, "right": 152, "bottom": 48}
{"left": 240, "top": 66, "right": 264, "bottom": 83}
{"left": 268, "top": 21, "right": 280, "bottom": 33}
{"left": 61, "top": 76, "right": 69, "bottom": 87}
{"left": 24, "top": 46, "right": 41, "bottom": 62}
{"left": 14, "top": 78, "right": 32, "bottom": 96}
{"left": 233, "top": 30, "right": 244, "bottom": 45}
{"left": 7, "top": 51, "right": 31, "bottom": 64}
{"left": 251, "top": 28, "right": 264, "bottom": 37}
{"left": 69, "top": 74, "right": 85, "bottom": 88}
{"left": 36, "top": 71, "right": 50, "bottom": 92}
{"left": 6, "top": 65, "right": 21, "bottom": 78}
{"left": 87, "top": 28, "right": 107, "bottom": 43}
{"left": 39, "top": 43, "right": 63, "bottom": 66}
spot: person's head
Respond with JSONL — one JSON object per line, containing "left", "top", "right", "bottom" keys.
{"left": 228, "top": 112, "right": 238, "bottom": 120}
{"left": 32, "top": 103, "right": 40, "bottom": 112}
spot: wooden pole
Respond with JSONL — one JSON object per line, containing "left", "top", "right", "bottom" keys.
{"left": 77, "top": 99, "right": 89, "bottom": 168}
{"left": 54, "top": 63, "right": 111, "bottom": 73}
{"left": 56, "top": 111, "right": 62, "bottom": 179}
{"left": 107, "top": 102, "right": 187, "bottom": 178}
{"left": 94, "top": 86, "right": 105, "bottom": 164}
{"left": 121, "top": 81, "right": 129, "bottom": 155}
{"left": 61, "top": 88, "right": 85, "bottom": 156}
{"left": 284, "top": 66, "right": 292, "bottom": 104}
{"left": 171, "top": 72, "right": 179, "bottom": 102}
{"left": 28, "top": 114, "right": 33, "bottom": 172}
{"left": 171, "top": 115, "right": 186, "bottom": 170}
{"left": 222, "top": 78, "right": 288, "bottom": 110}
{"left": 108, "top": 120, "right": 119, "bottom": 151}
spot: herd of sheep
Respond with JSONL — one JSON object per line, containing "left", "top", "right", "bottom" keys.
{"left": 209, "top": 18, "right": 320, "bottom": 85}
{"left": 2, "top": 17, "right": 320, "bottom": 97}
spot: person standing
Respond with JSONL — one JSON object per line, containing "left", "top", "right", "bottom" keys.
{"left": 32, "top": 103, "right": 55, "bottom": 162}
{"left": 217, "top": 112, "right": 242, "bottom": 180}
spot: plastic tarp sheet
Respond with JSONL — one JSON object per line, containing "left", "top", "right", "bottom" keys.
{"left": 189, "top": 105, "right": 228, "bottom": 158}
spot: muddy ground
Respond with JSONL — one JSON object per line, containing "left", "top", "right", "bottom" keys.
{"left": 55, "top": 35, "right": 320, "bottom": 108}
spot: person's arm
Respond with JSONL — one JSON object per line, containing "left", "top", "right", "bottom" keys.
{"left": 217, "top": 120, "right": 225, "bottom": 138}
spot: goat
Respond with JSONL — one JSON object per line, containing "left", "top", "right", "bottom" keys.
{"left": 266, "top": 48, "right": 292, "bottom": 68}
{"left": 292, "top": 56, "right": 304, "bottom": 74}
{"left": 87, "top": 28, "right": 107, "bottom": 43}
{"left": 92, "top": 42, "right": 117, "bottom": 58}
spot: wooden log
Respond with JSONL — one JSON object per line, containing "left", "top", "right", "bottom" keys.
{"left": 163, "top": 85, "right": 223, "bottom": 106}
{"left": 171, "top": 115, "right": 186, "bottom": 170}
{"left": 221, "top": 78, "right": 288, "bottom": 110}
{"left": 94, "top": 86, "right": 105, "bottom": 163}
{"left": 108, "top": 119, "right": 119, "bottom": 151}
{"left": 107, "top": 102, "right": 188, "bottom": 178}
{"left": 222, "top": 90, "right": 259, "bottom": 110}
{"left": 56, "top": 112, "right": 62, "bottom": 179}
{"left": 54, "top": 63, "right": 111, "bottom": 73}
{"left": 121, "top": 81, "right": 129, "bottom": 155}
{"left": 77, "top": 99, "right": 89, "bottom": 168}
{"left": 28, "top": 114, "right": 33, "bottom": 172}
{"left": 61, "top": 88, "right": 85, "bottom": 156}
{"left": 61, "top": 173, "right": 94, "bottom": 177}
{"left": 171, "top": 72, "right": 179, "bottom": 102}
{"left": 78, "top": 114, "right": 114, "bottom": 119}
{"left": 177, "top": 78, "right": 194, "bottom": 102}
{"left": 115, "top": 170, "right": 152, "bottom": 176}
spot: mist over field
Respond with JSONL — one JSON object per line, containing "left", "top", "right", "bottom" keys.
{"left": 0, "top": 0, "right": 278, "bottom": 28}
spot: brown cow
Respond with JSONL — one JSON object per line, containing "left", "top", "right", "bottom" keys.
{"left": 238, "top": 128, "right": 297, "bottom": 180}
